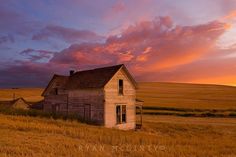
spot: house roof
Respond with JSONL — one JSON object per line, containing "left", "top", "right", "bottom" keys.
{"left": 0, "top": 97, "right": 29, "bottom": 108}
{"left": 12, "top": 97, "right": 29, "bottom": 105}
{"left": 41, "top": 74, "right": 69, "bottom": 96}
{"left": 65, "top": 64, "right": 124, "bottom": 89}
{"left": 42, "top": 64, "right": 137, "bottom": 96}
{"left": 136, "top": 99, "right": 144, "bottom": 102}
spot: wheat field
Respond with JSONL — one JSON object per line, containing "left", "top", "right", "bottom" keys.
{"left": 1, "top": 83, "right": 236, "bottom": 157}
{"left": 0, "top": 114, "right": 235, "bottom": 157}
{"left": 0, "top": 88, "right": 44, "bottom": 102}
{"left": 137, "top": 82, "right": 236, "bottom": 109}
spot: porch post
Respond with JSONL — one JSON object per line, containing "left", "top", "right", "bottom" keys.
{"left": 140, "top": 105, "right": 143, "bottom": 126}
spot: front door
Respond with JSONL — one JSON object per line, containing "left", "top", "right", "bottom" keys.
{"left": 84, "top": 104, "right": 91, "bottom": 122}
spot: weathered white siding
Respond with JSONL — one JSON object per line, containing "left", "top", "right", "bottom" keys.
{"left": 68, "top": 89, "right": 104, "bottom": 124}
{"left": 43, "top": 94, "right": 68, "bottom": 113}
{"left": 104, "top": 68, "right": 136, "bottom": 130}
{"left": 12, "top": 99, "right": 29, "bottom": 110}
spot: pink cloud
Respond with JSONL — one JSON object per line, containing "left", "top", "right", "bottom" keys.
{"left": 50, "top": 16, "right": 230, "bottom": 76}
{"left": 111, "top": 1, "right": 126, "bottom": 14}
{"left": 1, "top": 16, "right": 235, "bottom": 87}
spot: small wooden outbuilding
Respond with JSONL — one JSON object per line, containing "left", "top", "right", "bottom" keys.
{"left": 42, "top": 64, "right": 143, "bottom": 130}
{"left": 11, "top": 97, "right": 30, "bottom": 110}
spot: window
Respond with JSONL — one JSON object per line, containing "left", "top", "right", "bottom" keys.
{"left": 116, "top": 105, "right": 126, "bottom": 124}
{"left": 116, "top": 105, "right": 121, "bottom": 124}
{"left": 118, "top": 79, "right": 123, "bottom": 95}
{"left": 122, "top": 105, "right": 126, "bottom": 123}
{"left": 55, "top": 88, "right": 58, "bottom": 95}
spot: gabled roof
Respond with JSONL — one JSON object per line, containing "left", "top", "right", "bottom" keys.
{"left": 11, "top": 97, "right": 30, "bottom": 110}
{"left": 42, "top": 74, "right": 69, "bottom": 96}
{"left": 0, "top": 97, "right": 29, "bottom": 106}
{"left": 65, "top": 64, "right": 124, "bottom": 89}
{"left": 12, "top": 97, "right": 29, "bottom": 105}
{"left": 0, "top": 97, "right": 30, "bottom": 108}
{"left": 42, "top": 64, "right": 137, "bottom": 96}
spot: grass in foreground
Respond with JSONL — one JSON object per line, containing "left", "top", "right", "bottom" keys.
{"left": 0, "top": 114, "right": 236, "bottom": 157}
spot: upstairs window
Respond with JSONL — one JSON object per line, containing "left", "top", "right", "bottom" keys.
{"left": 118, "top": 79, "right": 123, "bottom": 95}
{"left": 55, "top": 88, "right": 58, "bottom": 95}
{"left": 116, "top": 105, "right": 126, "bottom": 124}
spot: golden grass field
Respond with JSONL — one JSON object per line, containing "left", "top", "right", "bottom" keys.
{"left": 137, "top": 82, "right": 236, "bottom": 109}
{"left": 0, "top": 88, "right": 44, "bottom": 102}
{"left": 0, "top": 82, "right": 236, "bottom": 156}
{"left": 0, "top": 114, "right": 235, "bottom": 157}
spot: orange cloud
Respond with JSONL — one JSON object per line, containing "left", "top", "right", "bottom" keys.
{"left": 118, "top": 51, "right": 134, "bottom": 62}
{"left": 12, "top": 17, "right": 236, "bottom": 84}
{"left": 223, "top": 10, "right": 236, "bottom": 20}
{"left": 47, "top": 16, "right": 234, "bottom": 85}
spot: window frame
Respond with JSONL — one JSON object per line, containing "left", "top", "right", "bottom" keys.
{"left": 118, "top": 79, "right": 124, "bottom": 95}
{"left": 55, "top": 88, "right": 58, "bottom": 95}
{"left": 116, "top": 104, "right": 127, "bottom": 124}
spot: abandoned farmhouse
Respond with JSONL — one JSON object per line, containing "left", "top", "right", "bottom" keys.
{"left": 42, "top": 64, "right": 143, "bottom": 130}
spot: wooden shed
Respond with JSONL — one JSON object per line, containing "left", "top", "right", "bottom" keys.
{"left": 12, "top": 97, "right": 30, "bottom": 110}
{"left": 42, "top": 64, "right": 143, "bottom": 130}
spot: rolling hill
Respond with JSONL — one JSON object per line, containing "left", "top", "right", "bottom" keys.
{"left": 137, "top": 82, "right": 236, "bottom": 109}
{"left": 1, "top": 82, "right": 236, "bottom": 109}
{"left": 0, "top": 88, "right": 44, "bottom": 102}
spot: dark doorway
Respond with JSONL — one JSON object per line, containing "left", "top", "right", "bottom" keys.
{"left": 52, "top": 104, "right": 60, "bottom": 113}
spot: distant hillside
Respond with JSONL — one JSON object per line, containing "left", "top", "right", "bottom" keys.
{"left": 1, "top": 82, "right": 236, "bottom": 109}
{"left": 0, "top": 88, "right": 44, "bottom": 102}
{"left": 137, "top": 82, "right": 236, "bottom": 109}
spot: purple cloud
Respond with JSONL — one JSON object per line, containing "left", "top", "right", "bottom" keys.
{"left": 0, "top": 35, "right": 14, "bottom": 45}
{"left": 0, "top": 8, "right": 41, "bottom": 36}
{"left": 32, "top": 25, "right": 105, "bottom": 43}
{"left": 0, "top": 16, "right": 235, "bottom": 87}
{"left": 20, "top": 49, "right": 55, "bottom": 62}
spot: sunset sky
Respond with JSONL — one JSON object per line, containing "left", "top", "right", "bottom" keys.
{"left": 0, "top": 0, "right": 236, "bottom": 87}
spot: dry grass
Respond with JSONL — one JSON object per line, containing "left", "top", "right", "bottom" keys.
{"left": 0, "top": 114, "right": 236, "bottom": 157}
{"left": 0, "top": 88, "right": 44, "bottom": 102}
{"left": 137, "top": 82, "right": 236, "bottom": 109}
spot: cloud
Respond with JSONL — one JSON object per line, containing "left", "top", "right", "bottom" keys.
{"left": 223, "top": 10, "right": 236, "bottom": 20}
{"left": 0, "top": 8, "right": 41, "bottom": 36}
{"left": 1, "top": 16, "right": 235, "bottom": 87}
{"left": 105, "top": 0, "right": 126, "bottom": 19}
{"left": 137, "top": 54, "right": 236, "bottom": 85}
{"left": 0, "top": 61, "right": 56, "bottom": 88}
{"left": 0, "top": 35, "right": 14, "bottom": 45}
{"left": 50, "top": 16, "right": 229, "bottom": 75}
{"left": 32, "top": 25, "right": 105, "bottom": 43}
{"left": 20, "top": 49, "right": 55, "bottom": 62}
